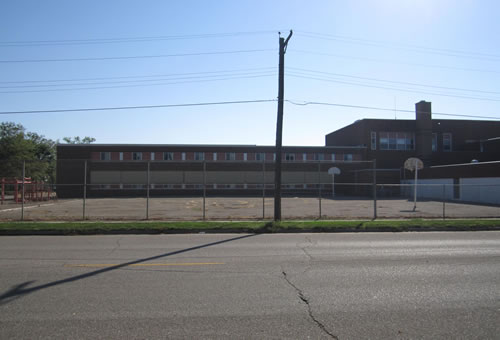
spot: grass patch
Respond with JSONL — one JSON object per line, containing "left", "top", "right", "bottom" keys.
{"left": 0, "top": 219, "right": 500, "bottom": 235}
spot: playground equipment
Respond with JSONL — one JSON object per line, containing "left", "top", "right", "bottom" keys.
{"left": 1, "top": 177, "right": 53, "bottom": 204}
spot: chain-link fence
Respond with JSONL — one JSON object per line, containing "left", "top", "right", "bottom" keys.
{"left": 1, "top": 160, "right": 499, "bottom": 221}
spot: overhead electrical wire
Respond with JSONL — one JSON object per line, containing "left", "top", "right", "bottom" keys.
{"left": 0, "top": 73, "right": 276, "bottom": 94}
{"left": 295, "top": 31, "right": 500, "bottom": 61}
{"left": 0, "top": 48, "right": 275, "bottom": 63}
{"left": 0, "top": 99, "right": 277, "bottom": 115}
{"left": 285, "top": 100, "right": 500, "bottom": 120}
{"left": 0, "top": 30, "right": 279, "bottom": 47}
{"left": 1, "top": 99, "right": 498, "bottom": 121}
{"left": 293, "top": 49, "right": 500, "bottom": 74}
{"left": 288, "top": 67, "right": 500, "bottom": 96}
{"left": 0, "top": 66, "right": 276, "bottom": 84}
{"left": 286, "top": 72, "right": 500, "bottom": 102}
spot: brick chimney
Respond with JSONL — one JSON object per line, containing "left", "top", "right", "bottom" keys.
{"left": 415, "top": 101, "right": 432, "bottom": 164}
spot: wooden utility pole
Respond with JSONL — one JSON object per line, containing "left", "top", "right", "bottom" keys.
{"left": 274, "top": 30, "right": 293, "bottom": 221}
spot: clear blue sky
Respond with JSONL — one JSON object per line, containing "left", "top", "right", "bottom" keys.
{"left": 1, "top": 0, "right": 499, "bottom": 146}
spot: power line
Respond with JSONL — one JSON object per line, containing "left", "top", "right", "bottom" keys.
{"left": 293, "top": 49, "right": 500, "bottom": 75}
{"left": 0, "top": 70, "right": 276, "bottom": 89}
{"left": 287, "top": 73, "right": 500, "bottom": 102}
{"left": 288, "top": 67, "right": 500, "bottom": 95}
{"left": 0, "top": 49, "right": 275, "bottom": 63}
{"left": 0, "top": 73, "right": 276, "bottom": 94}
{"left": 295, "top": 31, "right": 500, "bottom": 61}
{"left": 0, "top": 99, "right": 277, "bottom": 115}
{"left": 0, "top": 67, "right": 275, "bottom": 84}
{"left": 285, "top": 100, "right": 500, "bottom": 120}
{"left": 0, "top": 30, "right": 279, "bottom": 47}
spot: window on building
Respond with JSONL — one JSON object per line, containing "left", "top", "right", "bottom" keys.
{"left": 343, "top": 154, "right": 353, "bottom": 161}
{"left": 132, "top": 152, "right": 142, "bottom": 160}
{"left": 213, "top": 152, "right": 217, "bottom": 161}
{"left": 314, "top": 153, "right": 324, "bottom": 161}
{"left": 181, "top": 152, "right": 186, "bottom": 161}
{"left": 100, "top": 152, "right": 110, "bottom": 161}
{"left": 303, "top": 153, "right": 307, "bottom": 161}
{"left": 119, "top": 152, "right": 123, "bottom": 161}
{"left": 194, "top": 152, "right": 204, "bottom": 161}
{"left": 285, "top": 153, "right": 295, "bottom": 161}
{"left": 371, "top": 132, "right": 377, "bottom": 150}
{"left": 225, "top": 152, "right": 235, "bottom": 161}
{"left": 163, "top": 152, "right": 173, "bottom": 161}
{"left": 332, "top": 153, "right": 336, "bottom": 161}
{"left": 243, "top": 153, "right": 247, "bottom": 161}
{"left": 432, "top": 133, "right": 437, "bottom": 152}
{"left": 255, "top": 152, "right": 265, "bottom": 161}
{"left": 151, "top": 152, "right": 155, "bottom": 161}
{"left": 443, "top": 133, "right": 452, "bottom": 151}
{"left": 379, "top": 132, "right": 414, "bottom": 150}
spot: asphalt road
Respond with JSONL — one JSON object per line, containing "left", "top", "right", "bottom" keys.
{"left": 0, "top": 232, "right": 499, "bottom": 339}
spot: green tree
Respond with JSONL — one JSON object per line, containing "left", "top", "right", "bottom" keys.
{"left": 0, "top": 122, "right": 56, "bottom": 182}
{"left": 62, "top": 136, "right": 96, "bottom": 144}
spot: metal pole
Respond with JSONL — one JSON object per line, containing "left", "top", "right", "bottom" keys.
{"left": 413, "top": 166, "right": 418, "bottom": 211}
{"left": 83, "top": 160, "right": 87, "bottom": 220}
{"left": 146, "top": 161, "right": 150, "bottom": 220}
{"left": 373, "top": 160, "right": 377, "bottom": 219}
{"left": 203, "top": 161, "right": 206, "bottom": 220}
{"left": 21, "top": 161, "right": 25, "bottom": 221}
{"left": 262, "top": 160, "right": 265, "bottom": 219}
{"left": 318, "top": 161, "right": 322, "bottom": 219}
{"left": 442, "top": 184, "right": 446, "bottom": 220}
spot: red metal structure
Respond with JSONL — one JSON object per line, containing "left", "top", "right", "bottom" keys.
{"left": 1, "top": 177, "right": 52, "bottom": 204}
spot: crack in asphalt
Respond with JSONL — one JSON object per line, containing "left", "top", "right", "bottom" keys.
{"left": 107, "top": 237, "right": 122, "bottom": 257}
{"left": 281, "top": 270, "right": 338, "bottom": 339}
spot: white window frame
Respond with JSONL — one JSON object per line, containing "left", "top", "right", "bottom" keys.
{"left": 163, "top": 152, "right": 173, "bottom": 161}
{"left": 314, "top": 153, "right": 324, "bottom": 161}
{"left": 443, "top": 133, "right": 452, "bottom": 152}
{"left": 432, "top": 133, "right": 437, "bottom": 152}
{"left": 371, "top": 131, "right": 377, "bottom": 150}
{"left": 343, "top": 153, "right": 353, "bottom": 162}
{"left": 194, "top": 152, "right": 205, "bottom": 161}
{"left": 100, "top": 152, "right": 111, "bottom": 161}
{"left": 255, "top": 152, "right": 265, "bottom": 161}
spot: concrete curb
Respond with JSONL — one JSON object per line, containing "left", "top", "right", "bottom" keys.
{"left": 1, "top": 226, "right": 500, "bottom": 236}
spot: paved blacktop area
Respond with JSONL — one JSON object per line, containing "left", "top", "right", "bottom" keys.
{"left": 1, "top": 196, "right": 499, "bottom": 221}
{"left": 1, "top": 232, "right": 499, "bottom": 339}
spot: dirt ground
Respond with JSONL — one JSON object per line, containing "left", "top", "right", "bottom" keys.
{"left": 1, "top": 196, "right": 499, "bottom": 221}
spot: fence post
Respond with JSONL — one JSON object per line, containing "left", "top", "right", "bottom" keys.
{"left": 262, "top": 160, "right": 265, "bottom": 219}
{"left": 318, "top": 161, "right": 322, "bottom": 219}
{"left": 21, "top": 161, "right": 25, "bottom": 221}
{"left": 442, "top": 184, "right": 446, "bottom": 220}
{"left": 83, "top": 160, "right": 87, "bottom": 220}
{"left": 203, "top": 160, "right": 206, "bottom": 220}
{"left": 146, "top": 161, "right": 150, "bottom": 220}
{"left": 373, "top": 159, "right": 377, "bottom": 220}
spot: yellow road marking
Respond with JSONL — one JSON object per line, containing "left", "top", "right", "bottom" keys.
{"left": 65, "top": 262, "right": 224, "bottom": 268}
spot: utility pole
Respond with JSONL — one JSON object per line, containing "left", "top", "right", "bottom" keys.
{"left": 274, "top": 30, "right": 293, "bottom": 221}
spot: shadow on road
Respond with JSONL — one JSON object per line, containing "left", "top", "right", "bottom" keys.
{"left": 0, "top": 234, "right": 255, "bottom": 305}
